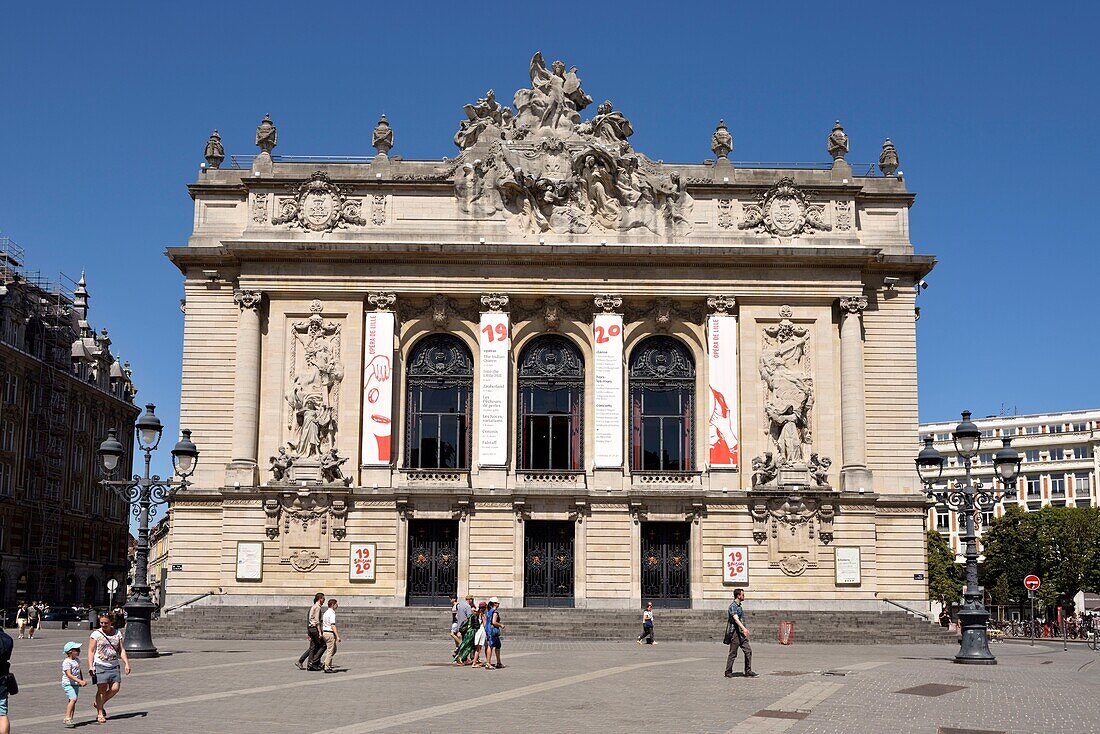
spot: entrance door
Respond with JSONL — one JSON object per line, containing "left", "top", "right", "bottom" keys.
{"left": 640, "top": 522, "right": 691, "bottom": 608}
{"left": 406, "top": 519, "right": 458, "bottom": 606}
{"left": 524, "top": 520, "right": 575, "bottom": 607}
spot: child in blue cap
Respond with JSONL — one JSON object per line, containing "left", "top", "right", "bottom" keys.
{"left": 61, "top": 641, "right": 87, "bottom": 728}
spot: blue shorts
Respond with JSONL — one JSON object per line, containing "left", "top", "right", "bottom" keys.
{"left": 94, "top": 665, "right": 122, "bottom": 685}
{"left": 63, "top": 683, "right": 79, "bottom": 700}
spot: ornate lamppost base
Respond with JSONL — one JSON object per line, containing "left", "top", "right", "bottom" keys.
{"left": 953, "top": 602, "right": 996, "bottom": 665}
{"left": 122, "top": 595, "right": 160, "bottom": 659}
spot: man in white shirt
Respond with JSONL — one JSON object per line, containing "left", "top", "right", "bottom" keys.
{"left": 321, "top": 599, "right": 341, "bottom": 673}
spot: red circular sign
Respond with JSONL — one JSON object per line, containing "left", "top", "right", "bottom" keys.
{"left": 1023, "top": 575, "right": 1041, "bottom": 591}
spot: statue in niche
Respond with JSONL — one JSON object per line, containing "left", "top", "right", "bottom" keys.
{"left": 269, "top": 447, "right": 294, "bottom": 482}
{"left": 759, "top": 306, "right": 813, "bottom": 467}
{"left": 286, "top": 301, "right": 343, "bottom": 460}
{"left": 514, "top": 52, "right": 592, "bottom": 135}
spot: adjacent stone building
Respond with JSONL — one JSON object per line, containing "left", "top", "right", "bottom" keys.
{"left": 920, "top": 409, "right": 1099, "bottom": 555}
{"left": 0, "top": 236, "right": 138, "bottom": 605}
{"left": 165, "top": 54, "right": 935, "bottom": 611}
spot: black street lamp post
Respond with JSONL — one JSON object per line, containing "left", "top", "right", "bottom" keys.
{"left": 916, "top": 410, "right": 1020, "bottom": 665}
{"left": 98, "top": 403, "right": 198, "bottom": 658}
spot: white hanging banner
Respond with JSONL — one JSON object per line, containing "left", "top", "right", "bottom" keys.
{"left": 361, "top": 311, "right": 395, "bottom": 465}
{"left": 707, "top": 314, "right": 740, "bottom": 469}
{"left": 593, "top": 312, "right": 624, "bottom": 467}
{"left": 478, "top": 311, "right": 510, "bottom": 466}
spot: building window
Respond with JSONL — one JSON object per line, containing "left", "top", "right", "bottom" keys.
{"left": 935, "top": 510, "right": 949, "bottom": 530}
{"left": 0, "top": 420, "right": 15, "bottom": 452}
{"left": 1, "top": 373, "right": 17, "bottom": 404}
{"left": 980, "top": 509, "right": 994, "bottom": 528}
{"left": 1048, "top": 424, "right": 1064, "bottom": 434}
{"left": 935, "top": 432, "right": 950, "bottom": 441}
{"left": 1024, "top": 450, "right": 1040, "bottom": 463}
{"left": 1050, "top": 476, "right": 1066, "bottom": 497}
{"left": 1047, "top": 448, "right": 1064, "bottom": 461}
{"left": 517, "top": 335, "right": 584, "bottom": 471}
{"left": 978, "top": 452, "right": 993, "bottom": 465}
{"left": 1072, "top": 422, "right": 1088, "bottom": 432}
{"left": 1000, "top": 426, "right": 1017, "bottom": 437}
{"left": 0, "top": 462, "right": 12, "bottom": 496}
{"left": 1074, "top": 473, "right": 1091, "bottom": 496}
{"left": 403, "top": 335, "right": 472, "bottom": 470}
{"left": 1025, "top": 426, "right": 1040, "bottom": 435}
{"left": 981, "top": 429, "right": 994, "bottom": 438}
{"left": 630, "top": 336, "right": 695, "bottom": 472}
{"left": 1025, "top": 475, "right": 1041, "bottom": 498}
{"left": 1072, "top": 446, "right": 1090, "bottom": 460}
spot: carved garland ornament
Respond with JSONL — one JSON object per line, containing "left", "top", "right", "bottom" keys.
{"left": 739, "top": 178, "right": 831, "bottom": 237}
{"left": 273, "top": 171, "right": 367, "bottom": 232}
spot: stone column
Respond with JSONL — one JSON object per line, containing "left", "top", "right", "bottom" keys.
{"left": 838, "top": 296, "right": 873, "bottom": 490}
{"left": 227, "top": 290, "right": 263, "bottom": 486}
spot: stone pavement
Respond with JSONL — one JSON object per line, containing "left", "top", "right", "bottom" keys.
{"left": 6, "top": 635, "right": 1098, "bottom": 733}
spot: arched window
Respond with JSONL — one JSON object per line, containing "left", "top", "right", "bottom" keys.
{"left": 517, "top": 335, "right": 584, "bottom": 471}
{"left": 630, "top": 336, "right": 695, "bottom": 471}
{"left": 405, "top": 335, "right": 473, "bottom": 470}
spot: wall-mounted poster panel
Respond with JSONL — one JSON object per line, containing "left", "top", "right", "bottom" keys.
{"left": 478, "top": 311, "right": 510, "bottom": 466}
{"left": 592, "top": 312, "right": 624, "bottom": 467}
{"left": 706, "top": 314, "right": 739, "bottom": 469}
{"left": 236, "top": 541, "right": 263, "bottom": 582}
{"left": 835, "top": 546, "right": 861, "bottom": 585}
{"left": 350, "top": 542, "right": 377, "bottom": 581}
{"left": 723, "top": 546, "right": 749, "bottom": 584}
{"left": 362, "top": 311, "right": 395, "bottom": 465}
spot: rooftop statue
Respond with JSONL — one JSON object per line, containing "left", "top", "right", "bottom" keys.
{"left": 449, "top": 53, "right": 692, "bottom": 240}
{"left": 711, "top": 119, "right": 732, "bottom": 159}
{"left": 204, "top": 129, "right": 225, "bottom": 169}
{"left": 878, "top": 138, "right": 899, "bottom": 176}
{"left": 826, "top": 120, "right": 848, "bottom": 161}
{"left": 256, "top": 114, "right": 277, "bottom": 155}
{"left": 372, "top": 115, "right": 394, "bottom": 156}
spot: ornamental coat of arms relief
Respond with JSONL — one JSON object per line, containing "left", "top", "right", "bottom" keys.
{"left": 272, "top": 171, "right": 366, "bottom": 232}
{"left": 739, "top": 178, "right": 831, "bottom": 237}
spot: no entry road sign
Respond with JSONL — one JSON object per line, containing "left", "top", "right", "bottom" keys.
{"left": 1023, "top": 575, "right": 1041, "bottom": 591}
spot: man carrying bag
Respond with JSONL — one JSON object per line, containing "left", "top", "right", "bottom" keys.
{"left": 723, "top": 588, "right": 757, "bottom": 678}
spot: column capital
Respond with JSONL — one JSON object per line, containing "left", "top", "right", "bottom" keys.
{"left": 838, "top": 295, "right": 868, "bottom": 315}
{"left": 594, "top": 294, "right": 623, "bottom": 313}
{"left": 480, "top": 293, "right": 510, "bottom": 312}
{"left": 367, "top": 291, "right": 397, "bottom": 311}
{"left": 706, "top": 295, "right": 737, "bottom": 315}
{"left": 233, "top": 290, "right": 264, "bottom": 312}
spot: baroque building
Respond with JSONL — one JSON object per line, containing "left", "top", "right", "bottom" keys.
{"left": 920, "top": 409, "right": 1099, "bottom": 556}
{"left": 0, "top": 236, "right": 138, "bottom": 605}
{"left": 165, "top": 54, "right": 934, "bottom": 610}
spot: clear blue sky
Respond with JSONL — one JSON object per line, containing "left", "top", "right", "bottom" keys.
{"left": 2, "top": 1, "right": 1098, "bottom": 489}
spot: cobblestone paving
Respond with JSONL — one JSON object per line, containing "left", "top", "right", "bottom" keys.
{"left": 6, "top": 635, "right": 1097, "bottom": 733}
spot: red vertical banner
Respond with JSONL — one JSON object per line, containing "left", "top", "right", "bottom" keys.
{"left": 707, "top": 314, "right": 739, "bottom": 468}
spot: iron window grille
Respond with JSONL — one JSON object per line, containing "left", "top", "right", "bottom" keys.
{"left": 517, "top": 335, "right": 584, "bottom": 471}
{"left": 629, "top": 336, "right": 695, "bottom": 472}
{"left": 404, "top": 335, "right": 473, "bottom": 470}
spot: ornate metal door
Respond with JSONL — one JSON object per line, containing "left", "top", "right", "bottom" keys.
{"left": 523, "top": 520, "right": 575, "bottom": 607}
{"left": 640, "top": 522, "right": 691, "bottom": 608}
{"left": 406, "top": 519, "right": 458, "bottom": 606}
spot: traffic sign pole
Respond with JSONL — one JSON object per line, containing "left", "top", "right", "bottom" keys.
{"left": 1028, "top": 589, "right": 1035, "bottom": 647}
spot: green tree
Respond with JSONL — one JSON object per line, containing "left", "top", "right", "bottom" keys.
{"left": 978, "top": 504, "right": 1040, "bottom": 607}
{"left": 926, "top": 529, "right": 963, "bottom": 606}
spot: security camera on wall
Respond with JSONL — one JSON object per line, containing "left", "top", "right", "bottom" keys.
{"left": 883, "top": 276, "right": 900, "bottom": 291}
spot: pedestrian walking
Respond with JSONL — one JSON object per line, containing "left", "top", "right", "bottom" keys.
{"left": 61, "top": 641, "right": 88, "bottom": 728}
{"left": 296, "top": 592, "right": 326, "bottom": 671}
{"left": 15, "top": 605, "right": 27, "bottom": 640}
{"left": 450, "top": 596, "right": 461, "bottom": 649}
{"left": 452, "top": 595, "right": 475, "bottom": 665}
{"left": 88, "top": 613, "right": 130, "bottom": 724}
{"left": 26, "top": 603, "right": 39, "bottom": 639}
{"left": 484, "top": 597, "right": 505, "bottom": 669}
{"left": 0, "top": 624, "right": 13, "bottom": 734}
{"left": 471, "top": 602, "right": 488, "bottom": 668}
{"left": 637, "top": 602, "right": 656, "bottom": 645}
{"left": 321, "top": 599, "right": 341, "bottom": 673}
{"left": 723, "top": 589, "right": 757, "bottom": 678}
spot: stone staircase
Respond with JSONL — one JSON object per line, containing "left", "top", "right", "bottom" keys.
{"left": 154, "top": 606, "right": 956, "bottom": 644}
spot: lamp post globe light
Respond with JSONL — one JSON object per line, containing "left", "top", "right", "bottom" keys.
{"left": 916, "top": 410, "right": 1020, "bottom": 665}
{"left": 97, "top": 403, "right": 198, "bottom": 658}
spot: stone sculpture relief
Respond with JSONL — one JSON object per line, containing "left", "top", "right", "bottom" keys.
{"left": 320, "top": 448, "right": 352, "bottom": 485}
{"left": 740, "top": 178, "right": 831, "bottom": 237}
{"left": 251, "top": 193, "right": 269, "bottom": 224}
{"left": 750, "top": 493, "right": 836, "bottom": 576}
{"left": 273, "top": 171, "right": 367, "bottom": 232}
{"left": 263, "top": 490, "right": 349, "bottom": 572}
{"left": 269, "top": 447, "right": 294, "bottom": 482}
{"left": 834, "top": 200, "right": 852, "bottom": 231}
{"left": 759, "top": 306, "right": 814, "bottom": 468}
{"left": 449, "top": 53, "right": 694, "bottom": 239}
{"left": 286, "top": 300, "right": 343, "bottom": 464}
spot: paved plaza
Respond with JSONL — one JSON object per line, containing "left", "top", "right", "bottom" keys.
{"left": 7, "top": 635, "right": 1098, "bottom": 733}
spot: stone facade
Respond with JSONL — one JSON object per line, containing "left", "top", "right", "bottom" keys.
{"left": 0, "top": 237, "right": 138, "bottom": 606}
{"left": 165, "top": 55, "right": 934, "bottom": 611}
